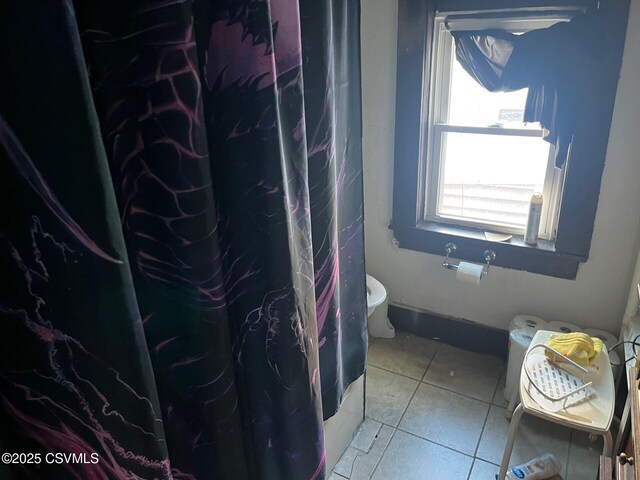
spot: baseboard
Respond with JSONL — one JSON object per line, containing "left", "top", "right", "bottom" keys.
{"left": 388, "top": 304, "right": 509, "bottom": 359}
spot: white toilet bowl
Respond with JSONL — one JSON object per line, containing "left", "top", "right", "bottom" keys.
{"left": 366, "top": 275, "right": 395, "bottom": 338}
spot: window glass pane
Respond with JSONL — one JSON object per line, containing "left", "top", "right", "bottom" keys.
{"left": 447, "top": 46, "right": 538, "bottom": 129}
{"left": 438, "top": 131, "right": 551, "bottom": 228}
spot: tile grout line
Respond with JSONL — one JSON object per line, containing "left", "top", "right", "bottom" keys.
{"left": 491, "top": 370, "right": 509, "bottom": 408}
{"left": 356, "top": 421, "right": 383, "bottom": 455}
{"left": 563, "top": 428, "right": 576, "bottom": 478}
{"left": 421, "top": 348, "right": 504, "bottom": 404}
{"left": 368, "top": 355, "right": 505, "bottom": 460}
{"left": 384, "top": 345, "right": 485, "bottom": 460}
{"left": 395, "top": 425, "right": 478, "bottom": 461}
{"left": 394, "top": 370, "right": 422, "bottom": 430}
{"left": 369, "top": 427, "right": 483, "bottom": 479}
{"left": 466, "top": 459, "right": 476, "bottom": 480}
{"left": 368, "top": 427, "right": 398, "bottom": 479}
{"left": 337, "top": 419, "right": 384, "bottom": 477}
{"left": 420, "top": 348, "right": 439, "bottom": 382}
{"left": 564, "top": 429, "right": 574, "bottom": 479}
{"left": 369, "top": 340, "right": 440, "bottom": 380}
{"left": 371, "top": 366, "right": 502, "bottom": 464}
{"left": 367, "top": 363, "right": 429, "bottom": 384}
{"left": 367, "top": 358, "right": 425, "bottom": 480}
{"left": 472, "top": 396, "right": 494, "bottom": 460}
{"left": 559, "top": 430, "right": 573, "bottom": 479}
{"left": 370, "top": 343, "right": 504, "bottom": 392}
{"left": 365, "top": 338, "right": 595, "bottom": 478}
{"left": 366, "top": 339, "right": 508, "bottom": 478}
{"left": 367, "top": 349, "right": 439, "bottom": 384}
{"left": 473, "top": 368, "right": 509, "bottom": 467}
{"left": 420, "top": 378, "right": 498, "bottom": 406}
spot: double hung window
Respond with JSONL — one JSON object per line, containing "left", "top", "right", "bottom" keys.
{"left": 391, "top": 0, "right": 629, "bottom": 278}
{"left": 424, "top": 15, "right": 568, "bottom": 238}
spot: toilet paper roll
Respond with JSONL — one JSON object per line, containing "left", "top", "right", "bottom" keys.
{"left": 508, "top": 315, "right": 548, "bottom": 335}
{"left": 456, "top": 262, "right": 484, "bottom": 285}
{"left": 583, "top": 328, "right": 618, "bottom": 350}
{"left": 547, "top": 321, "right": 582, "bottom": 334}
{"left": 504, "top": 329, "right": 534, "bottom": 401}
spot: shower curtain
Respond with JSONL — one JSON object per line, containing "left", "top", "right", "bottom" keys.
{"left": 0, "top": 1, "right": 366, "bottom": 479}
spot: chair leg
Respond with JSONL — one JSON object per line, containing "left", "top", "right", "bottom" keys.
{"left": 614, "top": 395, "right": 630, "bottom": 455}
{"left": 602, "top": 430, "right": 612, "bottom": 457}
{"left": 498, "top": 403, "right": 524, "bottom": 480}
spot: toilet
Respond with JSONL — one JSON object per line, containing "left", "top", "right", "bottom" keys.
{"left": 366, "top": 274, "right": 395, "bottom": 338}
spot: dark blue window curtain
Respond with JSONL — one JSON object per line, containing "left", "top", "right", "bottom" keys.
{"left": 0, "top": 0, "right": 366, "bottom": 479}
{"left": 452, "top": 8, "right": 619, "bottom": 167}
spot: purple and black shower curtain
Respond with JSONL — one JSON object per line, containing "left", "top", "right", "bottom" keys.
{"left": 0, "top": 1, "right": 366, "bottom": 479}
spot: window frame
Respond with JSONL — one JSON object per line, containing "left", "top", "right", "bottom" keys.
{"left": 391, "top": 0, "right": 630, "bottom": 279}
{"left": 425, "top": 126, "right": 562, "bottom": 238}
{"left": 423, "top": 15, "right": 565, "bottom": 239}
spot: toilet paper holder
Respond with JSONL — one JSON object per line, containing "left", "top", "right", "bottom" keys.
{"left": 442, "top": 243, "right": 496, "bottom": 277}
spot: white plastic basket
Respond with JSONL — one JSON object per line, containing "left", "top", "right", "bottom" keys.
{"left": 523, "top": 344, "right": 594, "bottom": 412}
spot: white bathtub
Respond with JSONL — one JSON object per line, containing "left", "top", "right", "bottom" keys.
{"left": 323, "top": 374, "right": 365, "bottom": 475}
{"left": 323, "top": 275, "right": 390, "bottom": 475}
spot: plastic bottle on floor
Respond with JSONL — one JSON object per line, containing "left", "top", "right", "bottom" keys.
{"left": 504, "top": 453, "right": 561, "bottom": 479}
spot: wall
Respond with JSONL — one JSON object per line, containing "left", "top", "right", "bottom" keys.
{"left": 361, "top": 0, "right": 640, "bottom": 334}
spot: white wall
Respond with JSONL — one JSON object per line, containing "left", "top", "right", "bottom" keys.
{"left": 361, "top": 0, "right": 640, "bottom": 334}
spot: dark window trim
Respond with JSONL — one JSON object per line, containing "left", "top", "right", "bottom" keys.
{"left": 391, "top": 0, "right": 630, "bottom": 280}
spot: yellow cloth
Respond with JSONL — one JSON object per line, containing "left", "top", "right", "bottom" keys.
{"left": 545, "top": 332, "right": 604, "bottom": 367}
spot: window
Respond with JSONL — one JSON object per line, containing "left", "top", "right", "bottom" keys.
{"left": 424, "top": 16, "right": 566, "bottom": 239}
{"left": 391, "top": 0, "right": 629, "bottom": 279}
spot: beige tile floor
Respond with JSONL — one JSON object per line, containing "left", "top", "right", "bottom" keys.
{"left": 330, "top": 332, "right": 602, "bottom": 480}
